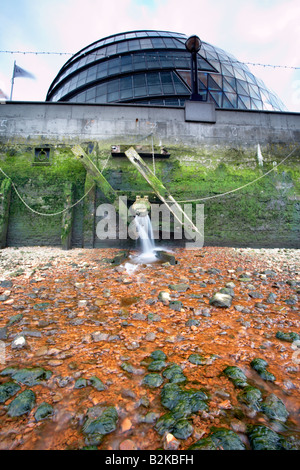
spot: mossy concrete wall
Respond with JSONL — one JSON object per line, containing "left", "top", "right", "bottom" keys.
{"left": 0, "top": 101, "right": 299, "bottom": 248}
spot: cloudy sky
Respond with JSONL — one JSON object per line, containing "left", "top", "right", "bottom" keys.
{"left": 0, "top": 0, "right": 299, "bottom": 111}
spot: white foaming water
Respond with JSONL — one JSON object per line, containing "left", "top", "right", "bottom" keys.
{"left": 132, "top": 214, "right": 157, "bottom": 263}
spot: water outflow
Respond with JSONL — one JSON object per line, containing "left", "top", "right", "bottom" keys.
{"left": 135, "top": 214, "right": 155, "bottom": 255}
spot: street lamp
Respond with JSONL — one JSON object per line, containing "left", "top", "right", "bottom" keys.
{"left": 185, "top": 35, "right": 202, "bottom": 101}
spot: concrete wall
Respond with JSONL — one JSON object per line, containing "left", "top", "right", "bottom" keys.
{"left": 0, "top": 101, "right": 299, "bottom": 249}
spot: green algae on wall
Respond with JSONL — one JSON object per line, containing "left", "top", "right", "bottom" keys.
{"left": 0, "top": 141, "right": 299, "bottom": 248}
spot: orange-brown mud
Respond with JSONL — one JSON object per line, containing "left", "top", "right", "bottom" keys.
{"left": 0, "top": 246, "right": 299, "bottom": 450}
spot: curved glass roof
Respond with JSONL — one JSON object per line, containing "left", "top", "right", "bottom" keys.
{"left": 46, "top": 30, "right": 286, "bottom": 111}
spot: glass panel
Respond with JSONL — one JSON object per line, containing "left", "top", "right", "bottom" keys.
{"left": 222, "top": 77, "right": 236, "bottom": 93}
{"left": 238, "top": 95, "right": 251, "bottom": 108}
{"left": 134, "top": 86, "right": 147, "bottom": 97}
{"left": 120, "top": 88, "right": 133, "bottom": 100}
{"left": 173, "top": 53, "right": 190, "bottom": 68}
{"left": 234, "top": 68, "right": 246, "bottom": 81}
{"left": 221, "top": 64, "right": 234, "bottom": 77}
{"left": 236, "top": 80, "right": 249, "bottom": 95}
{"left": 133, "top": 74, "right": 146, "bottom": 88}
{"left": 248, "top": 84, "right": 260, "bottom": 100}
{"left": 106, "top": 44, "right": 117, "bottom": 55}
{"left": 147, "top": 72, "right": 160, "bottom": 85}
{"left": 96, "top": 83, "right": 107, "bottom": 97}
{"left": 140, "top": 39, "right": 153, "bottom": 49}
{"left": 224, "top": 92, "right": 237, "bottom": 107}
{"left": 161, "top": 72, "right": 174, "bottom": 94}
{"left": 133, "top": 54, "right": 147, "bottom": 70}
{"left": 146, "top": 51, "right": 159, "bottom": 68}
{"left": 198, "top": 72, "right": 208, "bottom": 87}
{"left": 86, "top": 88, "right": 96, "bottom": 101}
{"left": 107, "top": 91, "right": 119, "bottom": 102}
{"left": 209, "top": 73, "right": 222, "bottom": 88}
{"left": 128, "top": 39, "right": 141, "bottom": 51}
{"left": 108, "top": 58, "right": 120, "bottom": 75}
{"left": 120, "top": 76, "right": 132, "bottom": 90}
{"left": 117, "top": 41, "right": 128, "bottom": 53}
{"left": 252, "top": 98, "right": 263, "bottom": 110}
{"left": 157, "top": 52, "right": 173, "bottom": 67}
{"left": 151, "top": 38, "right": 165, "bottom": 48}
{"left": 209, "top": 91, "right": 222, "bottom": 107}
{"left": 173, "top": 73, "right": 190, "bottom": 94}
{"left": 237, "top": 96, "right": 247, "bottom": 109}
{"left": 177, "top": 70, "right": 192, "bottom": 89}
{"left": 208, "top": 74, "right": 222, "bottom": 90}
{"left": 222, "top": 94, "right": 234, "bottom": 109}
{"left": 120, "top": 55, "right": 132, "bottom": 72}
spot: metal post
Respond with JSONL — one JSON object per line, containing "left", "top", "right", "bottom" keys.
{"left": 9, "top": 61, "right": 16, "bottom": 101}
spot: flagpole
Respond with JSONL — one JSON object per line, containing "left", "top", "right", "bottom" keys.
{"left": 10, "top": 61, "right": 16, "bottom": 101}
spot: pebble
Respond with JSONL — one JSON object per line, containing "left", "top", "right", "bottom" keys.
{"left": 11, "top": 336, "right": 27, "bottom": 349}
{"left": 119, "top": 439, "right": 137, "bottom": 450}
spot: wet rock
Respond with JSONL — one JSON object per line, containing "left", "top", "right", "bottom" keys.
{"left": 6, "top": 367, "right": 53, "bottom": 386}
{"left": 189, "top": 436, "right": 218, "bottom": 450}
{"left": 249, "top": 291, "right": 264, "bottom": 299}
{"left": 0, "top": 327, "right": 7, "bottom": 340}
{"left": 7, "top": 389, "right": 36, "bottom": 417}
{"left": 266, "top": 293, "right": 277, "bottom": 304}
{"left": 33, "top": 302, "right": 51, "bottom": 311}
{"left": 168, "top": 301, "right": 183, "bottom": 311}
{"left": 185, "top": 318, "right": 200, "bottom": 328}
{"left": 155, "top": 251, "right": 177, "bottom": 265}
{"left": 34, "top": 402, "right": 54, "bottom": 421}
{"left": 74, "top": 378, "right": 87, "bottom": 389}
{"left": 7, "top": 313, "right": 23, "bottom": 326}
{"left": 162, "top": 364, "right": 186, "bottom": 384}
{"left": 172, "top": 418, "right": 193, "bottom": 440}
{"left": 155, "top": 412, "right": 177, "bottom": 436}
{"left": 247, "top": 424, "right": 283, "bottom": 450}
{"left": 209, "top": 292, "right": 232, "bottom": 308}
{"left": 219, "top": 287, "right": 235, "bottom": 298}
{"left": 250, "top": 358, "right": 276, "bottom": 382}
{"left": 0, "top": 381, "right": 21, "bottom": 403}
{"left": 11, "top": 336, "right": 27, "bottom": 349}
{"left": 0, "top": 280, "right": 13, "bottom": 288}
{"left": 145, "top": 332, "right": 156, "bottom": 342}
{"left": 82, "top": 406, "right": 118, "bottom": 439}
{"left": 190, "top": 427, "right": 246, "bottom": 450}
{"left": 223, "top": 366, "right": 248, "bottom": 388}
{"left": 169, "top": 283, "right": 190, "bottom": 292}
{"left": 237, "top": 386, "right": 263, "bottom": 411}
{"left": 91, "top": 332, "right": 109, "bottom": 342}
{"left": 150, "top": 350, "right": 167, "bottom": 361}
{"left": 88, "top": 376, "right": 107, "bottom": 391}
{"left": 261, "top": 394, "right": 289, "bottom": 422}
{"left": 132, "top": 312, "right": 146, "bottom": 321}
{"left": 148, "top": 360, "right": 167, "bottom": 372}
{"left": 276, "top": 331, "right": 300, "bottom": 342}
{"left": 188, "top": 354, "right": 206, "bottom": 365}
{"left": 163, "top": 433, "right": 180, "bottom": 450}
{"left": 21, "top": 329, "right": 42, "bottom": 338}
{"left": 125, "top": 341, "right": 140, "bottom": 350}
{"left": 147, "top": 313, "right": 161, "bottom": 322}
{"left": 142, "top": 373, "right": 164, "bottom": 388}
{"left": 158, "top": 291, "right": 171, "bottom": 302}
{"left": 119, "top": 439, "right": 137, "bottom": 450}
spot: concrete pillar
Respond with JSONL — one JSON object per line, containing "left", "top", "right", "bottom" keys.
{"left": 61, "top": 182, "right": 74, "bottom": 250}
{"left": 0, "top": 179, "right": 12, "bottom": 249}
{"left": 83, "top": 173, "right": 96, "bottom": 248}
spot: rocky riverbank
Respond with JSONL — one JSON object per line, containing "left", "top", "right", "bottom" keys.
{"left": 0, "top": 246, "right": 299, "bottom": 450}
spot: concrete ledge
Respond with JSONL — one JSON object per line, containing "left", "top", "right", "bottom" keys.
{"left": 184, "top": 101, "right": 216, "bottom": 123}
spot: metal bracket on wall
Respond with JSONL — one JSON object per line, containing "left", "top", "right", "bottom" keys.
{"left": 124, "top": 147, "right": 202, "bottom": 240}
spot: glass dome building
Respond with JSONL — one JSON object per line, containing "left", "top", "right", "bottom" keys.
{"left": 46, "top": 30, "right": 286, "bottom": 111}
